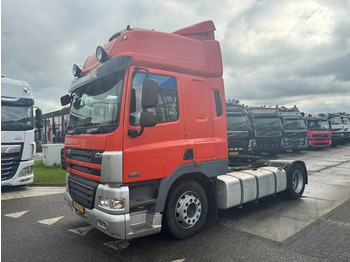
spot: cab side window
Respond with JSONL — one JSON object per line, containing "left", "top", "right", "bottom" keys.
{"left": 130, "top": 72, "right": 179, "bottom": 126}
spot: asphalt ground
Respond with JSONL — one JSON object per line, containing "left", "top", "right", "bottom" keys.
{"left": 2, "top": 144, "right": 350, "bottom": 261}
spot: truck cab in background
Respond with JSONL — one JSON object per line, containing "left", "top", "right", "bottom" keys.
{"left": 226, "top": 102, "right": 255, "bottom": 161}
{"left": 1, "top": 75, "right": 42, "bottom": 186}
{"left": 324, "top": 113, "right": 345, "bottom": 147}
{"left": 246, "top": 107, "right": 284, "bottom": 156}
{"left": 305, "top": 116, "right": 331, "bottom": 148}
{"left": 340, "top": 114, "right": 350, "bottom": 143}
{"left": 277, "top": 106, "right": 307, "bottom": 153}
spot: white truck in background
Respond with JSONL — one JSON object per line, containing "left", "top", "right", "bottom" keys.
{"left": 1, "top": 75, "right": 42, "bottom": 186}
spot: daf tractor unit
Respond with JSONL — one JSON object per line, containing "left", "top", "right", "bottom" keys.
{"left": 305, "top": 116, "right": 331, "bottom": 148}
{"left": 245, "top": 106, "right": 284, "bottom": 156}
{"left": 277, "top": 106, "right": 307, "bottom": 153}
{"left": 61, "top": 21, "right": 307, "bottom": 240}
{"left": 1, "top": 75, "right": 42, "bottom": 186}
{"left": 226, "top": 102, "right": 255, "bottom": 161}
{"left": 325, "top": 113, "right": 345, "bottom": 147}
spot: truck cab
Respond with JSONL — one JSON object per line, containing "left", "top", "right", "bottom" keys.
{"left": 340, "top": 114, "right": 350, "bottom": 143}
{"left": 1, "top": 75, "right": 41, "bottom": 186}
{"left": 325, "top": 113, "right": 345, "bottom": 147}
{"left": 226, "top": 103, "right": 254, "bottom": 159}
{"left": 277, "top": 106, "right": 307, "bottom": 153}
{"left": 246, "top": 107, "right": 284, "bottom": 156}
{"left": 305, "top": 117, "right": 331, "bottom": 148}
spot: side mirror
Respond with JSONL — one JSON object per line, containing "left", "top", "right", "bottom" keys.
{"left": 35, "top": 108, "right": 43, "bottom": 128}
{"left": 61, "top": 94, "right": 72, "bottom": 106}
{"left": 140, "top": 111, "right": 157, "bottom": 127}
{"left": 142, "top": 78, "right": 158, "bottom": 108}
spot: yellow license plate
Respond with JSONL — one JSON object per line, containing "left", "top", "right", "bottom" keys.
{"left": 229, "top": 152, "right": 239, "bottom": 156}
{"left": 73, "top": 201, "right": 85, "bottom": 214}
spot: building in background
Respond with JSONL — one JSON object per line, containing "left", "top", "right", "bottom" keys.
{"left": 36, "top": 107, "right": 69, "bottom": 143}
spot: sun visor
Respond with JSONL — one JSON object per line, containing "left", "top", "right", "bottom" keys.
{"left": 69, "top": 55, "right": 132, "bottom": 93}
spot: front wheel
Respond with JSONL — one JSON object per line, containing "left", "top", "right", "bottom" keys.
{"left": 163, "top": 180, "right": 208, "bottom": 240}
{"left": 285, "top": 164, "right": 306, "bottom": 199}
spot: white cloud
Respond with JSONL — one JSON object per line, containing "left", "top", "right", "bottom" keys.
{"left": 2, "top": 0, "right": 350, "bottom": 115}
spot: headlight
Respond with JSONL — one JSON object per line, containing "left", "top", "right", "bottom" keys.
{"left": 99, "top": 197, "right": 125, "bottom": 210}
{"left": 96, "top": 46, "right": 108, "bottom": 62}
{"left": 19, "top": 166, "right": 33, "bottom": 177}
{"left": 72, "top": 64, "right": 82, "bottom": 78}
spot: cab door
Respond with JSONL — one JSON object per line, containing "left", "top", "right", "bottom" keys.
{"left": 122, "top": 67, "right": 189, "bottom": 184}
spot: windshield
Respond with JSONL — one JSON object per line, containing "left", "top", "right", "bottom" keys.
{"left": 330, "top": 116, "right": 342, "bottom": 125}
{"left": 307, "top": 120, "right": 330, "bottom": 130}
{"left": 1, "top": 105, "right": 33, "bottom": 131}
{"left": 283, "top": 118, "right": 306, "bottom": 130}
{"left": 253, "top": 117, "right": 282, "bottom": 130}
{"left": 67, "top": 71, "right": 124, "bottom": 134}
{"left": 227, "top": 115, "right": 250, "bottom": 131}
{"left": 342, "top": 117, "right": 350, "bottom": 125}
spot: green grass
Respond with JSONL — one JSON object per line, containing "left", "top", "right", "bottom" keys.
{"left": 33, "top": 160, "right": 66, "bottom": 184}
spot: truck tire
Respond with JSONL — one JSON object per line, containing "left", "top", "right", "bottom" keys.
{"left": 163, "top": 180, "right": 208, "bottom": 240}
{"left": 285, "top": 164, "right": 306, "bottom": 199}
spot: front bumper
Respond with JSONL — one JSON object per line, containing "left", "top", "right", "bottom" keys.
{"left": 283, "top": 143, "right": 307, "bottom": 150}
{"left": 308, "top": 139, "right": 331, "bottom": 148}
{"left": 64, "top": 184, "right": 162, "bottom": 240}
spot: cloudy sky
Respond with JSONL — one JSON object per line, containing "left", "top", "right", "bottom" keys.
{"left": 2, "top": 0, "right": 350, "bottom": 115}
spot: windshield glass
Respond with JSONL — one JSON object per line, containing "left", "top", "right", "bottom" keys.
{"left": 1, "top": 105, "right": 33, "bottom": 131}
{"left": 67, "top": 71, "right": 124, "bottom": 134}
{"left": 227, "top": 115, "right": 250, "bottom": 131}
{"left": 307, "top": 120, "right": 330, "bottom": 130}
{"left": 342, "top": 117, "right": 350, "bottom": 125}
{"left": 330, "top": 116, "right": 342, "bottom": 125}
{"left": 283, "top": 118, "right": 306, "bottom": 130}
{"left": 253, "top": 117, "right": 282, "bottom": 130}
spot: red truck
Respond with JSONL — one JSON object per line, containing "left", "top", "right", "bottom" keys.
{"left": 305, "top": 116, "right": 331, "bottom": 148}
{"left": 61, "top": 21, "right": 307, "bottom": 240}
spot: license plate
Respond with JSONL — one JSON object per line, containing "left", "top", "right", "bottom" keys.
{"left": 229, "top": 152, "right": 239, "bottom": 156}
{"left": 73, "top": 201, "right": 85, "bottom": 214}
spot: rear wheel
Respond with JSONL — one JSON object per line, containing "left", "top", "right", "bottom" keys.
{"left": 163, "top": 180, "right": 208, "bottom": 239}
{"left": 285, "top": 164, "right": 306, "bottom": 199}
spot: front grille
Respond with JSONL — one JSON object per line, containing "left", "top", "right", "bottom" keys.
{"left": 313, "top": 134, "right": 329, "bottom": 138}
{"left": 332, "top": 133, "right": 343, "bottom": 138}
{"left": 285, "top": 131, "right": 307, "bottom": 139}
{"left": 256, "top": 138, "right": 281, "bottom": 148}
{"left": 68, "top": 173, "right": 99, "bottom": 210}
{"left": 1, "top": 148, "right": 23, "bottom": 181}
{"left": 65, "top": 148, "right": 103, "bottom": 179}
{"left": 69, "top": 163, "right": 101, "bottom": 177}
{"left": 65, "top": 148, "right": 103, "bottom": 165}
{"left": 228, "top": 138, "right": 249, "bottom": 147}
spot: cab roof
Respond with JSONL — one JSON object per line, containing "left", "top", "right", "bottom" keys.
{"left": 79, "top": 21, "right": 222, "bottom": 79}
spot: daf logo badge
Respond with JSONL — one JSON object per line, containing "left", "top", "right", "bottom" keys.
{"left": 95, "top": 153, "right": 102, "bottom": 158}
